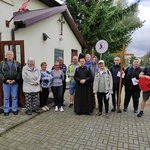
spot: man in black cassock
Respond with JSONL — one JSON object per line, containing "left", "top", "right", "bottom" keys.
{"left": 74, "top": 58, "right": 93, "bottom": 115}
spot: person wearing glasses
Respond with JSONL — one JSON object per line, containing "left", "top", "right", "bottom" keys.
{"left": 51, "top": 61, "right": 64, "bottom": 112}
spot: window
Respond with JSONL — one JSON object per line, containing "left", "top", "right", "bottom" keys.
{"left": 71, "top": 49, "right": 78, "bottom": 62}
{"left": 54, "top": 49, "right": 64, "bottom": 62}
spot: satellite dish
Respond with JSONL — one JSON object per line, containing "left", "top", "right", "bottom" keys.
{"left": 95, "top": 40, "right": 108, "bottom": 54}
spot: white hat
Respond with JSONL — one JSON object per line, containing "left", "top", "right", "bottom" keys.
{"left": 98, "top": 60, "right": 104, "bottom": 64}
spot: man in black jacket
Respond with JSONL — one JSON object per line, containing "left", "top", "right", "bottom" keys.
{"left": 0, "top": 51, "right": 21, "bottom": 116}
{"left": 123, "top": 58, "right": 142, "bottom": 113}
{"left": 110, "top": 57, "right": 124, "bottom": 113}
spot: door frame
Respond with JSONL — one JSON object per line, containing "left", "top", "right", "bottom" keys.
{"left": 0, "top": 40, "right": 25, "bottom": 107}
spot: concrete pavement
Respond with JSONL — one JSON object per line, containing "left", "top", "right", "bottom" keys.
{"left": 0, "top": 90, "right": 150, "bottom": 150}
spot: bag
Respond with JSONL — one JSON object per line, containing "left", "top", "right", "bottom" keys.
{"left": 139, "top": 77, "right": 150, "bottom": 92}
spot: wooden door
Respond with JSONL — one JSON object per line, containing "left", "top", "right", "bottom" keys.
{"left": 0, "top": 40, "right": 25, "bottom": 107}
{"left": 71, "top": 49, "right": 78, "bottom": 62}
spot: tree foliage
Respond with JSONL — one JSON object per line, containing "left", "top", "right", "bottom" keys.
{"left": 142, "top": 50, "right": 150, "bottom": 66}
{"left": 65, "top": 0, "right": 144, "bottom": 54}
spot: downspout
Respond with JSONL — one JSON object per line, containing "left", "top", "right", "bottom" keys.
{"left": 11, "top": 28, "right": 18, "bottom": 41}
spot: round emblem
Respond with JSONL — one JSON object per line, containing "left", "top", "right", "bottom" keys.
{"left": 95, "top": 40, "right": 108, "bottom": 54}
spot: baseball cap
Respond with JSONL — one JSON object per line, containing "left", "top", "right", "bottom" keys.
{"left": 98, "top": 60, "right": 104, "bottom": 64}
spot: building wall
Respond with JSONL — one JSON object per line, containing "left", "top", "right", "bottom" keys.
{"left": 0, "top": 0, "right": 48, "bottom": 40}
{"left": 0, "top": 0, "right": 82, "bottom": 70}
{"left": 15, "top": 14, "right": 81, "bottom": 69}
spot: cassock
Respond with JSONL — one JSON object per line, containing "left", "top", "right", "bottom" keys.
{"left": 74, "top": 66, "right": 93, "bottom": 114}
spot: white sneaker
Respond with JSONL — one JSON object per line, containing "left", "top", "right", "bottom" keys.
{"left": 44, "top": 106, "right": 49, "bottom": 111}
{"left": 55, "top": 106, "right": 58, "bottom": 112}
{"left": 60, "top": 106, "right": 64, "bottom": 112}
{"left": 42, "top": 107, "right": 47, "bottom": 112}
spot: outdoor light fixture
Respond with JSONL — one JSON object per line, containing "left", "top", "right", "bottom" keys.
{"left": 43, "top": 33, "right": 50, "bottom": 41}
{"left": 59, "top": 37, "right": 63, "bottom": 41}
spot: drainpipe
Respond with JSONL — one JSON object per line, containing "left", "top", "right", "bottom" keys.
{"left": 11, "top": 28, "right": 18, "bottom": 41}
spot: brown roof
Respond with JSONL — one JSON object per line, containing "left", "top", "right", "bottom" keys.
{"left": 14, "top": 6, "right": 86, "bottom": 48}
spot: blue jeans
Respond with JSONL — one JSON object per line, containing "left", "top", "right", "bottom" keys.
{"left": 3, "top": 83, "right": 19, "bottom": 113}
{"left": 69, "top": 80, "right": 76, "bottom": 95}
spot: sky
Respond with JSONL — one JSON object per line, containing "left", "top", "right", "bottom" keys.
{"left": 56, "top": 0, "right": 150, "bottom": 57}
{"left": 126, "top": 0, "right": 150, "bottom": 57}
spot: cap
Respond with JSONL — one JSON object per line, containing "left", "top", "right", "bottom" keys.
{"left": 98, "top": 60, "right": 104, "bottom": 64}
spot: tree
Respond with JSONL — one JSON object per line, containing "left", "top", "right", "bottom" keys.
{"left": 65, "top": 0, "right": 144, "bottom": 54}
{"left": 142, "top": 50, "right": 150, "bottom": 66}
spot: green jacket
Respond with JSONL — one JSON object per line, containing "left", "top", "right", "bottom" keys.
{"left": 0, "top": 58, "right": 22, "bottom": 83}
{"left": 67, "top": 63, "right": 80, "bottom": 81}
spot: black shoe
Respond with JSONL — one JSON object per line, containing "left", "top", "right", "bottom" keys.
{"left": 134, "top": 109, "right": 138, "bottom": 113}
{"left": 68, "top": 104, "right": 73, "bottom": 108}
{"left": 4, "top": 112, "right": 9, "bottom": 116}
{"left": 32, "top": 109, "right": 40, "bottom": 114}
{"left": 12, "top": 111, "right": 18, "bottom": 115}
{"left": 111, "top": 108, "right": 116, "bottom": 112}
{"left": 97, "top": 112, "right": 102, "bottom": 116}
{"left": 123, "top": 108, "right": 127, "bottom": 112}
{"left": 25, "top": 110, "right": 32, "bottom": 115}
{"left": 137, "top": 111, "right": 143, "bottom": 117}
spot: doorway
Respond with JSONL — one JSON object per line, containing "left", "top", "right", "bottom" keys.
{"left": 0, "top": 40, "right": 25, "bottom": 107}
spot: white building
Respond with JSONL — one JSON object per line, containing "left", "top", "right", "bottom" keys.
{"left": 0, "top": 0, "right": 86, "bottom": 106}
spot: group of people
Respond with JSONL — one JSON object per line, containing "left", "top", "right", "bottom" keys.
{"left": 67, "top": 54, "right": 150, "bottom": 118}
{"left": 0, "top": 50, "right": 150, "bottom": 118}
{"left": 0, "top": 51, "right": 67, "bottom": 116}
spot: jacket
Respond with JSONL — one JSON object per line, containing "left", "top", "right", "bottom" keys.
{"left": 22, "top": 65, "right": 41, "bottom": 93}
{"left": 124, "top": 66, "right": 142, "bottom": 91}
{"left": 67, "top": 63, "right": 80, "bottom": 81}
{"left": 93, "top": 70, "right": 113, "bottom": 94}
{"left": 0, "top": 58, "right": 21, "bottom": 83}
{"left": 109, "top": 64, "right": 124, "bottom": 88}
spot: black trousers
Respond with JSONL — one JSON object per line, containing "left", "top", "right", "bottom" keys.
{"left": 111, "top": 87, "right": 122, "bottom": 109}
{"left": 62, "top": 75, "right": 66, "bottom": 101}
{"left": 51, "top": 86, "right": 63, "bottom": 107}
{"left": 97, "top": 92, "right": 109, "bottom": 113}
{"left": 40, "top": 88, "right": 49, "bottom": 107}
{"left": 124, "top": 89, "right": 140, "bottom": 110}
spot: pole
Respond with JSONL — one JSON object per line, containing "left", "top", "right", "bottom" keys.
{"left": 117, "top": 44, "right": 125, "bottom": 113}
{"left": 100, "top": 54, "right": 102, "bottom": 60}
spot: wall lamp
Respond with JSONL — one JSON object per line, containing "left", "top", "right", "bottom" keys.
{"left": 43, "top": 33, "right": 50, "bottom": 41}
